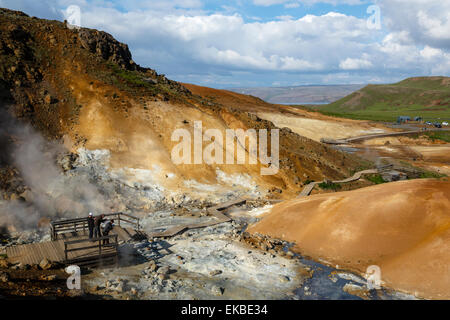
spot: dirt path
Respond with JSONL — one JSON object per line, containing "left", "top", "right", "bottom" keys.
{"left": 321, "top": 129, "right": 450, "bottom": 145}
{"left": 297, "top": 169, "right": 380, "bottom": 198}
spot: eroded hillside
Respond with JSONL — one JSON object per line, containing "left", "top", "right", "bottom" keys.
{"left": 248, "top": 179, "right": 450, "bottom": 299}
{"left": 0, "top": 8, "right": 369, "bottom": 231}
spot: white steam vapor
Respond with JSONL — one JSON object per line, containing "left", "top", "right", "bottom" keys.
{"left": 0, "top": 116, "right": 108, "bottom": 232}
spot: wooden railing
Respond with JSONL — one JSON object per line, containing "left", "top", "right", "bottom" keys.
{"left": 64, "top": 234, "right": 119, "bottom": 265}
{"left": 105, "top": 212, "right": 140, "bottom": 231}
{"left": 50, "top": 217, "right": 90, "bottom": 240}
{"left": 50, "top": 212, "right": 140, "bottom": 240}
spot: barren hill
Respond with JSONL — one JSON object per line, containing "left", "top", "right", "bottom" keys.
{"left": 248, "top": 179, "right": 450, "bottom": 299}
{"left": 0, "top": 8, "right": 371, "bottom": 229}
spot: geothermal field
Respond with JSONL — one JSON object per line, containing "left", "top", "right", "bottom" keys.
{"left": 0, "top": 6, "right": 449, "bottom": 304}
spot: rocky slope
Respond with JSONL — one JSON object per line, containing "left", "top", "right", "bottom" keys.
{"left": 0, "top": 8, "right": 369, "bottom": 232}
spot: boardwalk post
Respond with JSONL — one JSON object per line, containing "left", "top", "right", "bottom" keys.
{"left": 114, "top": 235, "right": 119, "bottom": 267}
{"left": 50, "top": 223, "right": 54, "bottom": 241}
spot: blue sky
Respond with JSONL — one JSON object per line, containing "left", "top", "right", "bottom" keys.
{"left": 1, "top": 0, "right": 449, "bottom": 88}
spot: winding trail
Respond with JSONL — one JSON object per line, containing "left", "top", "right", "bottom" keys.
{"left": 320, "top": 128, "right": 449, "bottom": 145}
{"left": 297, "top": 168, "right": 381, "bottom": 198}
{"left": 147, "top": 198, "right": 245, "bottom": 238}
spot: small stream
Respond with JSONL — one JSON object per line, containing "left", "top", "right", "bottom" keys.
{"left": 288, "top": 248, "right": 416, "bottom": 300}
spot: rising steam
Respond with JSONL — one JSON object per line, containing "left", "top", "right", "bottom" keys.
{"left": 0, "top": 110, "right": 108, "bottom": 232}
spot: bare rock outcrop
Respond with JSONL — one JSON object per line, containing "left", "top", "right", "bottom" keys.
{"left": 78, "top": 29, "right": 136, "bottom": 71}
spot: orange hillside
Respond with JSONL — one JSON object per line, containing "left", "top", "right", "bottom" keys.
{"left": 248, "top": 179, "right": 450, "bottom": 299}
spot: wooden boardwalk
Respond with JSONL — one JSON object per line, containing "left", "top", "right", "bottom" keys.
{"left": 147, "top": 198, "right": 245, "bottom": 238}
{"left": 297, "top": 168, "right": 382, "bottom": 198}
{"left": 4, "top": 197, "right": 290, "bottom": 267}
{"left": 5, "top": 212, "right": 144, "bottom": 267}
{"left": 5, "top": 225, "right": 140, "bottom": 266}
{"left": 6, "top": 239, "right": 67, "bottom": 265}
{"left": 6, "top": 236, "right": 117, "bottom": 266}
{"left": 4, "top": 201, "right": 246, "bottom": 266}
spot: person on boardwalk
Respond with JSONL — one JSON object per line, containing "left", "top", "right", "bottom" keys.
{"left": 87, "top": 212, "right": 95, "bottom": 239}
{"left": 102, "top": 219, "right": 115, "bottom": 244}
{"left": 94, "top": 214, "right": 106, "bottom": 238}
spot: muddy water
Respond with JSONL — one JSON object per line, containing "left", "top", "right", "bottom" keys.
{"left": 292, "top": 254, "right": 415, "bottom": 300}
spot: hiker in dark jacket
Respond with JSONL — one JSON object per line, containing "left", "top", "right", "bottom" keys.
{"left": 94, "top": 214, "right": 105, "bottom": 238}
{"left": 87, "top": 212, "right": 95, "bottom": 239}
{"left": 102, "top": 219, "right": 114, "bottom": 244}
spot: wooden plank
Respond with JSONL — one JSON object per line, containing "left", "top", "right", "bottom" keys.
{"left": 148, "top": 225, "right": 187, "bottom": 238}
{"left": 6, "top": 233, "right": 119, "bottom": 266}
{"left": 209, "top": 198, "right": 246, "bottom": 211}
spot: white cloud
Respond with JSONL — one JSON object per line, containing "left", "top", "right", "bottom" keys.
{"left": 339, "top": 57, "right": 373, "bottom": 70}
{"left": 75, "top": 9, "right": 375, "bottom": 75}
{"left": 0, "top": 0, "right": 449, "bottom": 86}
{"left": 253, "top": 0, "right": 368, "bottom": 6}
{"left": 252, "top": 0, "right": 287, "bottom": 6}
{"left": 380, "top": 0, "right": 450, "bottom": 50}
{"left": 420, "top": 46, "right": 442, "bottom": 59}
{"left": 418, "top": 46, "right": 450, "bottom": 74}
{"left": 276, "top": 15, "right": 294, "bottom": 21}
{"left": 284, "top": 3, "right": 300, "bottom": 9}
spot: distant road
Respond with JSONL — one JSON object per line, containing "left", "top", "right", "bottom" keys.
{"left": 320, "top": 128, "right": 449, "bottom": 145}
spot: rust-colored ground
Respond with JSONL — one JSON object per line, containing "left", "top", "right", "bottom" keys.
{"left": 183, "top": 83, "right": 282, "bottom": 113}
{"left": 248, "top": 179, "right": 450, "bottom": 299}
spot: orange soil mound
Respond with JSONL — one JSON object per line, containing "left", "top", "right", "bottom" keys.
{"left": 248, "top": 179, "right": 450, "bottom": 299}
{"left": 183, "top": 83, "right": 281, "bottom": 112}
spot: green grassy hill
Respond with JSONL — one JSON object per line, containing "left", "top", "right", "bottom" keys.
{"left": 308, "top": 77, "right": 450, "bottom": 121}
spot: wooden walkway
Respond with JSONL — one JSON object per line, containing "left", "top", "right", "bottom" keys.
{"left": 6, "top": 239, "right": 67, "bottom": 265}
{"left": 5, "top": 225, "right": 140, "bottom": 266}
{"left": 6, "top": 236, "right": 118, "bottom": 266}
{"left": 5, "top": 212, "right": 144, "bottom": 267}
{"left": 297, "top": 168, "right": 383, "bottom": 198}
{"left": 147, "top": 198, "right": 245, "bottom": 238}
{"left": 4, "top": 201, "right": 248, "bottom": 266}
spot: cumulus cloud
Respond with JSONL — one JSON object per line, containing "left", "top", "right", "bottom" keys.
{"left": 0, "top": 0, "right": 449, "bottom": 86}
{"left": 77, "top": 10, "right": 373, "bottom": 75}
{"left": 380, "top": 0, "right": 450, "bottom": 50}
{"left": 253, "top": 0, "right": 368, "bottom": 6}
{"left": 339, "top": 57, "right": 373, "bottom": 70}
